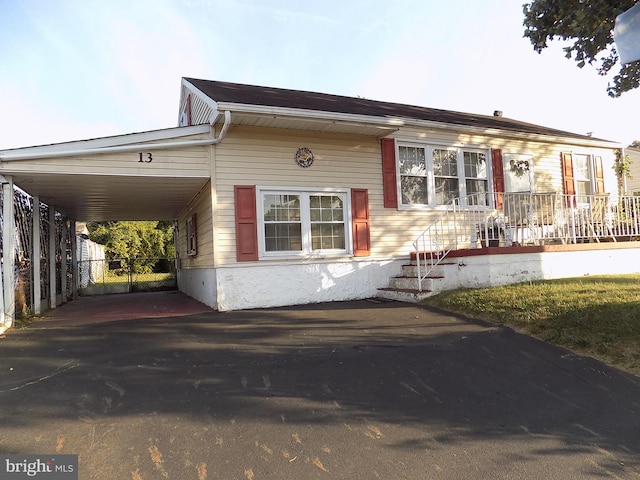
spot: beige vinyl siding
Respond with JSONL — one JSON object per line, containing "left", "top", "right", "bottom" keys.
{"left": 177, "top": 180, "right": 214, "bottom": 269}
{"left": 591, "top": 147, "right": 618, "bottom": 193}
{"left": 624, "top": 148, "right": 640, "bottom": 194}
{"left": 213, "top": 126, "right": 441, "bottom": 264}
{"left": 4, "top": 139, "right": 212, "bottom": 177}
{"left": 526, "top": 145, "right": 616, "bottom": 194}
{"left": 212, "top": 125, "right": 619, "bottom": 265}
{"left": 399, "top": 127, "right": 618, "bottom": 195}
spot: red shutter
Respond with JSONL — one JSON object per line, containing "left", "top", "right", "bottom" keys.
{"left": 351, "top": 188, "right": 371, "bottom": 257}
{"left": 381, "top": 138, "right": 398, "bottom": 208}
{"left": 234, "top": 185, "right": 258, "bottom": 261}
{"left": 594, "top": 156, "right": 605, "bottom": 193}
{"left": 561, "top": 152, "right": 576, "bottom": 195}
{"left": 561, "top": 152, "right": 576, "bottom": 207}
{"left": 491, "top": 148, "right": 504, "bottom": 209}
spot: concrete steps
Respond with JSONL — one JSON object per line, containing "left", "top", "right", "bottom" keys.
{"left": 377, "top": 259, "right": 455, "bottom": 303}
{"left": 376, "top": 287, "right": 434, "bottom": 303}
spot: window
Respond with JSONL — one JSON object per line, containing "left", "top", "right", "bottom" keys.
{"left": 263, "top": 194, "right": 302, "bottom": 252}
{"left": 574, "top": 153, "right": 592, "bottom": 202}
{"left": 186, "top": 213, "right": 197, "bottom": 256}
{"left": 399, "top": 146, "right": 428, "bottom": 205}
{"left": 433, "top": 148, "right": 459, "bottom": 205}
{"left": 398, "top": 143, "right": 489, "bottom": 207}
{"left": 259, "top": 188, "right": 349, "bottom": 257}
{"left": 310, "top": 195, "right": 346, "bottom": 250}
{"left": 464, "top": 151, "right": 488, "bottom": 195}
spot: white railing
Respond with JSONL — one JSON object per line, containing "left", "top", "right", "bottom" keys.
{"left": 413, "top": 192, "right": 504, "bottom": 290}
{"left": 413, "top": 192, "right": 640, "bottom": 291}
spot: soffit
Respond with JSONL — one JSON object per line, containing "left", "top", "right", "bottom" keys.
{"left": 10, "top": 172, "right": 208, "bottom": 221}
{"left": 228, "top": 111, "right": 399, "bottom": 137}
{"left": 1, "top": 125, "right": 213, "bottom": 221}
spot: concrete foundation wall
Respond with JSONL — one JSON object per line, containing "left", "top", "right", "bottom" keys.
{"left": 215, "top": 258, "right": 405, "bottom": 311}
{"left": 177, "top": 268, "right": 217, "bottom": 309}
{"left": 436, "top": 245, "right": 640, "bottom": 293}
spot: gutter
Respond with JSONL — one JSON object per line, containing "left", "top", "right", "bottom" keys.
{"left": 0, "top": 111, "right": 232, "bottom": 161}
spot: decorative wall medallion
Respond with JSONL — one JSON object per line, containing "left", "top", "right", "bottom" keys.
{"left": 294, "top": 147, "right": 314, "bottom": 168}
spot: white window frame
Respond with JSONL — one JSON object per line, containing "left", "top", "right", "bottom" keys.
{"left": 396, "top": 141, "right": 491, "bottom": 209}
{"left": 572, "top": 153, "right": 595, "bottom": 202}
{"left": 186, "top": 213, "right": 197, "bottom": 256}
{"left": 257, "top": 186, "right": 353, "bottom": 259}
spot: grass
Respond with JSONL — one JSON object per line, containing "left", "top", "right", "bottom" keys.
{"left": 422, "top": 274, "right": 640, "bottom": 377}
{"left": 101, "top": 272, "right": 174, "bottom": 285}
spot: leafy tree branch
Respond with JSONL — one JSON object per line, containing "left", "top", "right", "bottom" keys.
{"left": 523, "top": 0, "right": 640, "bottom": 97}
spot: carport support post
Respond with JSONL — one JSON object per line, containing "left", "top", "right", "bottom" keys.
{"left": 61, "top": 219, "right": 67, "bottom": 303}
{"left": 49, "top": 205, "right": 56, "bottom": 310}
{"left": 1, "top": 175, "right": 15, "bottom": 328}
{"left": 32, "top": 195, "right": 41, "bottom": 315}
{"left": 70, "top": 220, "right": 77, "bottom": 298}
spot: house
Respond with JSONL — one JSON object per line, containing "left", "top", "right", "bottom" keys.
{"left": 624, "top": 146, "right": 640, "bottom": 195}
{"left": 0, "top": 77, "right": 636, "bottom": 319}
{"left": 173, "top": 78, "right": 627, "bottom": 310}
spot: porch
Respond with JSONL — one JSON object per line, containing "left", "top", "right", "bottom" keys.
{"left": 378, "top": 192, "right": 640, "bottom": 302}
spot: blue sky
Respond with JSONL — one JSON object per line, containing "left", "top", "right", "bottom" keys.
{"left": 1, "top": 0, "right": 637, "bottom": 149}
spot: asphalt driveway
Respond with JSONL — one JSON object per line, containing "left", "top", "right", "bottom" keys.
{"left": 1, "top": 293, "right": 639, "bottom": 479}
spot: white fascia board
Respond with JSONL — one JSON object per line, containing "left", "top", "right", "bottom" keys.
{"left": 217, "top": 101, "right": 620, "bottom": 149}
{"left": 0, "top": 124, "right": 212, "bottom": 161}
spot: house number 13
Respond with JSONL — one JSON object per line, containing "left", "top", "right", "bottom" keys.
{"left": 138, "top": 152, "right": 153, "bottom": 163}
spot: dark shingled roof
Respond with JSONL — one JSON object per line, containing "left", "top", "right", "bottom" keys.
{"left": 185, "top": 77, "right": 605, "bottom": 142}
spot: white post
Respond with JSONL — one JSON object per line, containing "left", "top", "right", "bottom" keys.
{"left": 2, "top": 176, "right": 15, "bottom": 328}
{"left": 49, "top": 205, "right": 56, "bottom": 309}
{"left": 70, "top": 220, "right": 77, "bottom": 298}
{"left": 61, "top": 219, "right": 67, "bottom": 303}
{"left": 32, "top": 195, "right": 41, "bottom": 315}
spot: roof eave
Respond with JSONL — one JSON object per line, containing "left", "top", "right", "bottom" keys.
{"left": 0, "top": 124, "right": 212, "bottom": 160}
{"left": 182, "top": 78, "right": 221, "bottom": 122}
{"left": 216, "top": 102, "right": 621, "bottom": 149}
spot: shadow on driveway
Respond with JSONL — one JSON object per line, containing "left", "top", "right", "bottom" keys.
{"left": 1, "top": 294, "right": 639, "bottom": 479}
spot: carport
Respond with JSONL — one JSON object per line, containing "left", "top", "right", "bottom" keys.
{"left": 0, "top": 118, "right": 229, "bottom": 331}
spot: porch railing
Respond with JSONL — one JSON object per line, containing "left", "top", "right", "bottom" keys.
{"left": 413, "top": 192, "right": 640, "bottom": 291}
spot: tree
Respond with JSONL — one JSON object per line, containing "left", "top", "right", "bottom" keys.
{"left": 87, "top": 221, "right": 175, "bottom": 273}
{"left": 523, "top": 0, "right": 640, "bottom": 97}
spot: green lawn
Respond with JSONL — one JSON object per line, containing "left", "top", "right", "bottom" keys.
{"left": 102, "top": 272, "right": 174, "bottom": 285}
{"left": 422, "top": 274, "right": 640, "bottom": 376}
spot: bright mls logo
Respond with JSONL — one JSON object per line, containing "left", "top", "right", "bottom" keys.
{"left": 0, "top": 455, "right": 77, "bottom": 479}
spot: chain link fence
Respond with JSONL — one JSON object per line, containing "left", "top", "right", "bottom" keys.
{"left": 78, "top": 258, "right": 177, "bottom": 295}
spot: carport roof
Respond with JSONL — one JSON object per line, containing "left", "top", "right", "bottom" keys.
{"left": 0, "top": 125, "right": 212, "bottom": 221}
